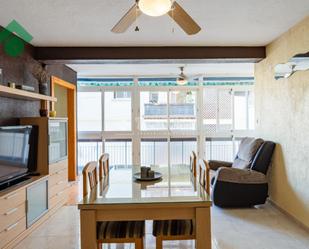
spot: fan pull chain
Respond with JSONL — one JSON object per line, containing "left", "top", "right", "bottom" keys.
{"left": 135, "top": 4, "right": 140, "bottom": 32}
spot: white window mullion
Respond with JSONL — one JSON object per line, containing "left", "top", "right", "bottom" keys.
{"left": 132, "top": 77, "right": 140, "bottom": 165}
{"left": 231, "top": 88, "right": 236, "bottom": 159}
{"left": 167, "top": 136, "right": 171, "bottom": 169}
{"left": 167, "top": 89, "right": 171, "bottom": 172}
{"left": 167, "top": 89, "right": 170, "bottom": 133}
{"left": 232, "top": 135, "right": 237, "bottom": 157}
{"left": 246, "top": 90, "right": 250, "bottom": 130}
{"left": 231, "top": 88, "right": 235, "bottom": 136}
{"left": 197, "top": 78, "right": 205, "bottom": 159}
{"left": 101, "top": 89, "right": 105, "bottom": 152}
{"left": 216, "top": 89, "right": 219, "bottom": 133}
{"left": 101, "top": 89, "right": 105, "bottom": 132}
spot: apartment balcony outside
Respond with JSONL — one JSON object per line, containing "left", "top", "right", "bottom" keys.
{"left": 144, "top": 103, "right": 195, "bottom": 116}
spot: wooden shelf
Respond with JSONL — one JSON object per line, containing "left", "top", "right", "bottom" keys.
{"left": 0, "top": 85, "right": 57, "bottom": 102}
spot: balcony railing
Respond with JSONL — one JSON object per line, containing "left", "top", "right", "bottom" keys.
{"left": 78, "top": 140, "right": 132, "bottom": 169}
{"left": 78, "top": 141, "right": 103, "bottom": 169}
{"left": 105, "top": 141, "right": 132, "bottom": 166}
{"left": 205, "top": 138, "right": 241, "bottom": 162}
{"left": 78, "top": 139, "right": 238, "bottom": 172}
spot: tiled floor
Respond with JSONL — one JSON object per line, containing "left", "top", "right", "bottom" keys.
{"left": 14, "top": 202, "right": 309, "bottom": 249}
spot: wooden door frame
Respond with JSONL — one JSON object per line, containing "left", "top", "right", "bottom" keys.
{"left": 51, "top": 76, "right": 77, "bottom": 181}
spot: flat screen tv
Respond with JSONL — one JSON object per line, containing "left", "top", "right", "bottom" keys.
{"left": 0, "top": 125, "right": 37, "bottom": 188}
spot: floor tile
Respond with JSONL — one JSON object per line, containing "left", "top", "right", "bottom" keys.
{"left": 13, "top": 203, "right": 309, "bottom": 249}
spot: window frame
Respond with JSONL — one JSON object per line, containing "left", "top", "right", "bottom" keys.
{"left": 77, "top": 77, "right": 254, "bottom": 167}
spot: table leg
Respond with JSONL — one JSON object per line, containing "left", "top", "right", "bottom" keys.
{"left": 80, "top": 210, "right": 97, "bottom": 249}
{"left": 196, "top": 207, "right": 211, "bottom": 249}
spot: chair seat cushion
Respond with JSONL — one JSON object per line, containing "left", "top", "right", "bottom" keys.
{"left": 97, "top": 221, "right": 145, "bottom": 239}
{"left": 152, "top": 220, "right": 194, "bottom": 237}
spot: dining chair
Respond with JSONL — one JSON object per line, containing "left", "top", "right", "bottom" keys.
{"left": 198, "top": 159, "right": 210, "bottom": 195}
{"left": 82, "top": 161, "right": 98, "bottom": 197}
{"left": 82, "top": 161, "right": 145, "bottom": 249}
{"left": 190, "top": 151, "right": 197, "bottom": 177}
{"left": 152, "top": 159, "right": 210, "bottom": 249}
{"left": 99, "top": 153, "right": 110, "bottom": 180}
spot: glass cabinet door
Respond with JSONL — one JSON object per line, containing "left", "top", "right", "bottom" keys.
{"left": 26, "top": 180, "right": 48, "bottom": 227}
{"left": 49, "top": 120, "right": 68, "bottom": 163}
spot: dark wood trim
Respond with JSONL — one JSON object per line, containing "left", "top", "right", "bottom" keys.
{"left": 1, "top": 23, "right": 265, "bottom": 62}
{"left": 34, "top": 46, "right": 265, "bottom": 63}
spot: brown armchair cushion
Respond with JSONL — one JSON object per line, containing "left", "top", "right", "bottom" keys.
{"left": 215, "top": 167, "right": 267, "bottom": 184}
{"left": 208, "top": 160, "right": 233, "bottom": 171}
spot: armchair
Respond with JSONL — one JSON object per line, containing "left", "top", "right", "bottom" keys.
{"left": 210, "top": 137, "right": 276, "bottom": 207}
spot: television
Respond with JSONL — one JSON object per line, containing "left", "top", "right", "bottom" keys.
{"left": 0, "top": 125, "right": 38, "bottom": 188}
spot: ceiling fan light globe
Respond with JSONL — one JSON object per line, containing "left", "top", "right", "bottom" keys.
{"left": 138, "top": 0, "right": 172, "bottom": 17}
{"left": 176, "top": 78, "right": 188, "bottom": 85}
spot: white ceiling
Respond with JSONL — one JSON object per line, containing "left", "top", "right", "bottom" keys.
{"left": 67, "top": 63, "right": 254, "bottom": 77}
{"left": 0, "top": 0, "right": 308, "bottom": 46}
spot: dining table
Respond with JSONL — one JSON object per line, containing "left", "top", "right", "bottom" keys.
{"left": 78, "top": 165, "right": 212, "bottom": 249}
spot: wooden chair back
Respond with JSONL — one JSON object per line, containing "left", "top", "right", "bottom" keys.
{"left": 99, "top": 153, "right": 110, "bottom": 179}
{"left": 190, "top": 151, "right": 197, "bottom": 177}
{"left": 198, "top": 159, "right": 210, "bottom": 195}
{"left": 82, "top": 161, "right": 98, "bottom": 197}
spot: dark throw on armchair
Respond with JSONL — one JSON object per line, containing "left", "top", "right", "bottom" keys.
{"left": 210, "top": 137, "right": 276, "bottom": 207}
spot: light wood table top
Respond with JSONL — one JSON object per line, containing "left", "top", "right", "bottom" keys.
{"left": 78, "top": 165, "right": 211, "bottom": 208}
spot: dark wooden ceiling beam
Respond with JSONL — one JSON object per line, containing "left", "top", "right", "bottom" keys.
{"left": 34, "top": 46, "right": 265, "bottom": 63}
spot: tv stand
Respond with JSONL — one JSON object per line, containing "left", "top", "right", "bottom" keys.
{"left": 0, "top": 176, "right": 31, "bottom": 191}
{"left": 0, "top": 175, "right": 51, "bottom": 249}
{"left": 0, "top": 117, "right": 69, "bottom": 249}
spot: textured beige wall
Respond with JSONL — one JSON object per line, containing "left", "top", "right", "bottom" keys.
{"left": 255, "top": 16, "right": 309, "bottom": 227}
{"left": 54, "top": 84, "right": 68, "bottom": 117}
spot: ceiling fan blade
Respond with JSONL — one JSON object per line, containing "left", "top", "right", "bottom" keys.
{"left": 188, "top": 75, "right": 203, "bottom": 81}
{"left": 168, "top": 1, "right": 201, "bottom": 35}
{"left": 111, "top": 4, "right": 141, "bottom": 33}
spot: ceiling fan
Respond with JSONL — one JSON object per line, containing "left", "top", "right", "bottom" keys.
{"left": 111, "top": 0, "right": 201, "bottom": 35}
{"left": 176, "top": 66, "right": 200, "bottom": 85}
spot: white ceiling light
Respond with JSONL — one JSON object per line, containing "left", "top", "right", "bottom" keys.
{"left": 138, "top": 0, "right": 172, "bottom": 17}
{"left": 176, "top": 78, "right": 188, "bottom": 85}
